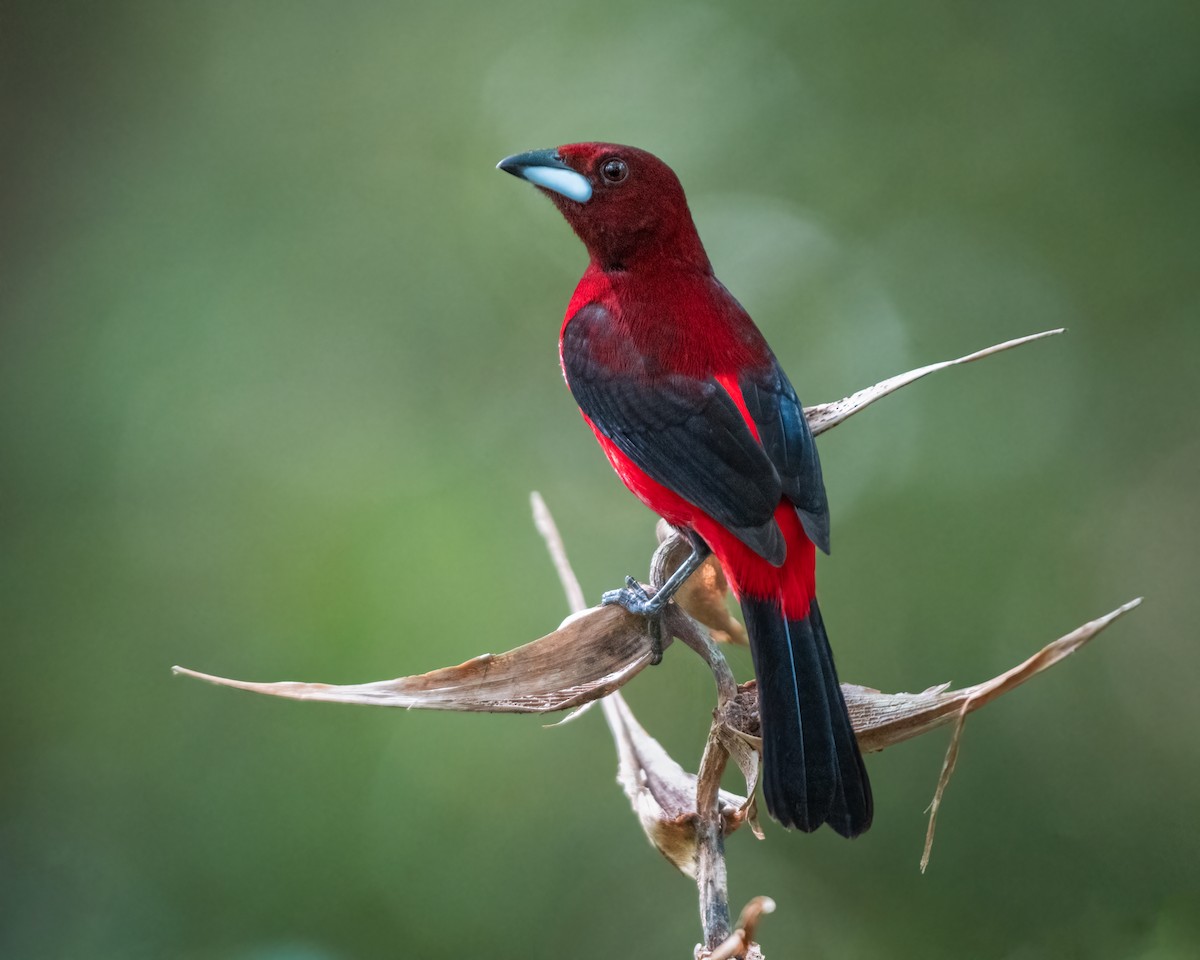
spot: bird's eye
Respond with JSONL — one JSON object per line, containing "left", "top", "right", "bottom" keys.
{"left": 600, "top": 157, "right": 628, "bottom": 183}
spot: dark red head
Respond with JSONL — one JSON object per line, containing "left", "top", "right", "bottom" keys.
{"left": 498, "top": 142, "right": 710, "bottom": 273}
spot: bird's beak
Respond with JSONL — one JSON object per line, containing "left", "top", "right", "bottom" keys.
{"left": 496, "top": 148, "right": 592, "bottom": 203}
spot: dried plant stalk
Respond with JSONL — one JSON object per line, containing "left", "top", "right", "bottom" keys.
{"left": 706, "top": 897, "right": 776, "bottom": 960}
{"left": 172, "top": 327, "right": 1133, "bottom": 959}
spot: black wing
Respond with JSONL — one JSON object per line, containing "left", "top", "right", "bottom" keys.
{"left": 562, "top": 303, "right": 786, "bottom": 565}
{"left": 739, "top": 359, "right": 830, "bottom": 553}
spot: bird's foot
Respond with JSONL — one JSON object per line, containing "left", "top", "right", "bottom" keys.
{"left": 601, "top": 575, "right": 658, "bottom": 614}
{"left": 602, "top": 576, "right": 666, "bottom": 664}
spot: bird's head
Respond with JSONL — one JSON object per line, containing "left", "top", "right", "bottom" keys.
{"left": 498, "top": 142, "right": 709, "bottom": 273}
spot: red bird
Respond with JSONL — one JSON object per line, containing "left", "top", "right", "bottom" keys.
{"left": 499, "top": 143, "right": 872, "bottom": 837}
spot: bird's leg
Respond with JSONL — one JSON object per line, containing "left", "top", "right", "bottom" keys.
{"left": 602, "top": 533, "right": 711, "bottom": 616}
{"left": 602, "top": 532, "right": 712, "bottom": 663}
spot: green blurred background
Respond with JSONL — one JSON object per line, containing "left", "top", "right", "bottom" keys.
{"left": 3, "top": 1, "right": 1198, "bottom": 957}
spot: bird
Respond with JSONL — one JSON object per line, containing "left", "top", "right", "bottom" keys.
{"left": 498, "top": 143, "right": 872, "bottom": 837}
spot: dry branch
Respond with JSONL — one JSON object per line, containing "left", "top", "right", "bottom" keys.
{"left": 173, "top": 328, "right": 1133, "bottom": 959}
{"left": 706, "top": 897, "right": 776, "bottom": 960}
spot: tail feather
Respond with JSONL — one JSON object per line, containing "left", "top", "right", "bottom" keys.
{"left": 743, "top": 596, "right": 872, "bottom": 837}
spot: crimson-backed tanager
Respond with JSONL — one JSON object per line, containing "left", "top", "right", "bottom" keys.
{"left": 499, "top": 143, "right": 872, "bottom": 837}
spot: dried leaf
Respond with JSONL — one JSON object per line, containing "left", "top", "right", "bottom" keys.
{"left": 605, "top": 693, "right": 752, "bottom": 878}
{"left": 677, "top": 556, "right": 748, "bottom": 646}
{"left": 920, "top": 697, "right": 971, "bottom": 873}
{"left": 606, "top": 693, "right": 699, "bottom": 875}
{"left": 656, "top": 520, "right": 749, "bottom": 646}
{"left": 842, "top": 597, "right": 1141, "bottom": 754}
{"left": 804, "top": 328, "right": 1064, "bottom": 438}
{"left": 174, "top": 604, "right": 663, "bottom": 713}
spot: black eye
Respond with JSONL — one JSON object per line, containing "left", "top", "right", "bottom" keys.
{"left": 600, "top": 157, "right": 628, "bottom": 183}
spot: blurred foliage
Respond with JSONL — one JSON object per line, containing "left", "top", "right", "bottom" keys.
{"left": 2, "top": 1, "right": 1198, "bottom": 957}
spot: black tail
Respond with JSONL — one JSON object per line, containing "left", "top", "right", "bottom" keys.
{"left": 742, "top": 596, "right": 873, "bottom": 837}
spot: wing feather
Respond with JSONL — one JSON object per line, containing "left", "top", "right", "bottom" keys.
{"left": 740, "top": 361, "right": 830, "bottom": 553}
{"left": 562, "top": 304, "right": 786, "bottom": 564}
